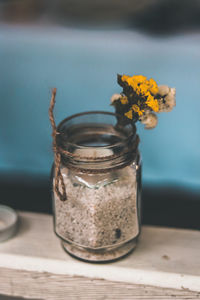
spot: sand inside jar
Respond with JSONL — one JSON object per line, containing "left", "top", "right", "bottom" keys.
{"left": 54, "top": 164, "right": 139, "bottom": 251}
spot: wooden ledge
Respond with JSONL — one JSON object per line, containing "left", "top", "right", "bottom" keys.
{"left": 0, "top": 212, "right": 200, "bottom": 299}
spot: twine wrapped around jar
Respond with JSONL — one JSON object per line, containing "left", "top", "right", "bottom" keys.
{"left": 49, "top": 89, "right": 67, "bottom": 201}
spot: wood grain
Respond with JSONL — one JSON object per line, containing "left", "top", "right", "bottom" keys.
{"left": 0, "top": 212, "right": 200, "bottom": 299}
{"left": 0, "top": 267, "right": 200, "bottom": 300}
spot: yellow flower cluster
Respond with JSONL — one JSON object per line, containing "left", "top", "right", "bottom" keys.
{"left": 121, "top": 74, "right": 159, "bottom": 116}
{"left": 111, "top": 73, "right": 175, "bottom": 128}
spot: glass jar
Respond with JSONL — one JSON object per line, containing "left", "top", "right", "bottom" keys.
{"left": 52, "top": 111, "right": 142, "bottom": 262}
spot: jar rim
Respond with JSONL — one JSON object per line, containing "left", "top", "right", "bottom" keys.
{"left": 56, "top": 111, "right": 139, "bottom": 172}
{"left": 57, "top": 110, "right": 136, "bottom": 151}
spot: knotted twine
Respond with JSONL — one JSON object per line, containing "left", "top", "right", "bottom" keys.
{"left": 49, "top": 88, "right": 67, "bottom": 201}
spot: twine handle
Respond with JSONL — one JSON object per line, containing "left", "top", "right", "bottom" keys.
{"left": 49, "top": 88, "right": 67, "bottom": 201}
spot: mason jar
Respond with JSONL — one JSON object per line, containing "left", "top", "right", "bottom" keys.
{"left": 52, "top": 111, "right": 142, "bottom": 262}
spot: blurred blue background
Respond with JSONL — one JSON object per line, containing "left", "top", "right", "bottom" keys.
{"left": 0, "top": 0, "right": 200, "bottom": 224}
{"left": 1, "top": 24, "right": 200, "bottom": 190}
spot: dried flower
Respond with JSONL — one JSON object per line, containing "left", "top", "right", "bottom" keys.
{"left": 124, "top": 110, "right": 133, "bottom": 119}
{"left": 110, "top": 94, "right": 121, "bottom": 104}
{"left": 120, "top": 96, "right": 129, "bottom": 105}
{"left": 158, "top": 87, "right": 176, "bottom": 113}
{"left": 140, "top": 112, "right": 158, "bottom": 129}
{"left": 158, "top": 85, "right": 170, "bottom": 97}
{"left": 111, "top": 74, "right": 176, "bottom": 129}
{"left": 132, "top": 104, "right": 144, "bottom": 116}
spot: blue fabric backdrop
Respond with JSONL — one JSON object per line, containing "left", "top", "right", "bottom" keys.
{"left": 0, "top": 25, "right": 200, "bottom": 190}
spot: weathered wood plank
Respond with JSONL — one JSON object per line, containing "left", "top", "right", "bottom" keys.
{"left": 0, "top": 268, "right": 200, "bottom": 300}
{"left": 0, "top": 211, "right": 200, "bottom": 299}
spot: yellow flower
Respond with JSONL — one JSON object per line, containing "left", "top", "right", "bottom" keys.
{"left": 146, "top": 93, "right": 159, "bottom": 112}
{"left": 132, "top": 104, "right": 144, "bottom": 116}
{"left": 121, "top": 74, "right": 147, "bottom": 92}
{"left": 120, "top": 73, "right": 159, "bottom": 114}
{"left": 121, "top": 75, "right": 137, "bottom": 90}
{"left": 121, "top": 74, "right": 158, "bottom": 97}
{"left": 149, "top": 78, "right": 158, "bottom": 95}
{"left": 136, "top": 82, "right": 149, "bottom": 95}
{"left": 120, "top": 96, "right": 128, "bottom": 104}
{"left": 121, "top": 75, "right": 130, "bottom": 82}
{"left": 124, "top": 110, "right": 133, "bottom": 119}
{"left": 132, "top": 75, "right": 147, "bottom": 83}
{"left": 115, "top": 73, "right": 175, "bottom": 129}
